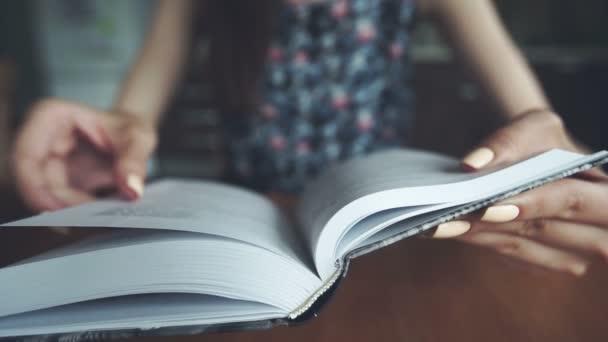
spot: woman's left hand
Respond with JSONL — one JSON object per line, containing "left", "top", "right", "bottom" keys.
{"left": 432, "top": 110, "right": 608, "bottom": 276}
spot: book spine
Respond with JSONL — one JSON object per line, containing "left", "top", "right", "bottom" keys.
{"left": 288, "top": 265, "right": 344, "bottom": 319}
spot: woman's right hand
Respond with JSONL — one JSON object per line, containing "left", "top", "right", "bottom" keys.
{"left": 12, "top": 98, "right": 157, "bottom": 212}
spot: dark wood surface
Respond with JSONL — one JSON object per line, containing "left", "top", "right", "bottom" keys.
{"left": 2, "top": 190, "right": 608, "bottom": 342}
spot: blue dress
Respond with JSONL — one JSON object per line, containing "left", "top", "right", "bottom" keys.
{"left": 224, "top": 0, "right": 417, "bottom": 193}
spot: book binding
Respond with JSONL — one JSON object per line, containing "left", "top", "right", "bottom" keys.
{"left": 4, "top": 152, "right": 608, "bottom": 342}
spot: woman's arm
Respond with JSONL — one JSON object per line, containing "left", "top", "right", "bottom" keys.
{"left": 420, "top": 0, "right": 608, "bottom": 275}
{"left": 11, "top": 0, "right": 196, "bottom": 211}
{"left": 421, "top": 0, "right": 551, "bottom": 119}
{"left": 113, "top": 0, "right": 194, "bottom": 126}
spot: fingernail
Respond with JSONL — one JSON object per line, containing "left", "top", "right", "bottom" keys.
{"left": 126, "top": 174, "right": 144, "bottom": 198}
{"left": 570, "top": 263, "right": 587, "bottom": 277}
{"left": 481, "top": 205, "right": 520, "bottom": 223}
{"left": 463, "top": 147, "right": 495, "bottom": 169}
{"left": 432, "top": 221, "right": 471, "bottom": 239}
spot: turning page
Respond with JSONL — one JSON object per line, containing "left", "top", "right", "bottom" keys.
{"left": 2, "top": 179, "right": 308, "bottom": 265}
{"left": 298, "top": 148, "right": 607, "bottom": 279}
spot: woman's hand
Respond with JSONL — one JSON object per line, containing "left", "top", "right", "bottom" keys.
{"left": 431, "top": 110, "right": 608, "bottom": 276}
{"left": 12, "top": 98, "right": 157, "bottom": 212}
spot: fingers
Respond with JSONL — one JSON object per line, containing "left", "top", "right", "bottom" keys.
{"left": 578, "top": 167, "right": 608, "bottom": 182}
{"left": 480, "top": 178, "right": 608, "bottom": 227}
{"left": 12, "top": 104, "right": 66, "bottom": 209}
{"left": 13, "top": 158, "right": 64, "bottom": 212}
{"left": 465, "top": 177, "right": 608, "bottom": 263}
{"left": 45, "top": 157, "right": 96, "bottom": 207}
{"left": 432, "top": 188, "right": 608, "bottom": 275}
{"left": 13, "top": 98, "right": 159, "bottom": 210}
{"left": 459, "top": 232, "right": 589, "bottom": 276}
{"left": 72, "top": 110, "right": 114, "bottom": 153}
{"left": 428, "top": 220, "right": 471, "bottom": 238}
{"left": 468, "top": 217, "right": 608, "bottom": 262}
{"left": 12, "top": 98, "right": 110, "bottom": 211}
{"left": 12, "top": 156, "right": 94, "bottom": 212}
{"left": 111, "top": 127, "right": 157, "bottom": 200}
{"left": 13, "top": 101, "right": 70, "bottom": 211}
{"left": 462, "top": 111, "right": 573, "bottom": 171}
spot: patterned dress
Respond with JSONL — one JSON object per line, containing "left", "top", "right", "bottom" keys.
{"left": 224, "top": 0, "right": 417, "bottom": 193}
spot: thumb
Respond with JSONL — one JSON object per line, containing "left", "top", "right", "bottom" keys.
{"left": 461, "top": 126, "right": 525, "bottom": 171}
{"left": 462, "top": 111, "right": 566, "bottom": 171}
{"left": 113, "top": 130, "right": 157, "bottom": 200}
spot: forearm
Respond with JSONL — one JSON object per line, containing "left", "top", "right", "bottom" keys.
{"left": 427, "top": 0, "right": 551, "bottom": 119}
{"left": 113, "top": 0, "right": 194, "bottom": 127}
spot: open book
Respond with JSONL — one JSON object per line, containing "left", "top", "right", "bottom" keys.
{"left": 1, "top": 148, "right": 607, "bottom": 340}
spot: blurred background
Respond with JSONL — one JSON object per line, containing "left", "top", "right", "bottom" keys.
{"left": 0, "top": 0, "right": 607, "bottom": 220}
{"left": 1, "top": 4, "right": 607, "bottom": 341}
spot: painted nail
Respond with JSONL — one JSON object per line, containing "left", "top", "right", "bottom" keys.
{"left": 126, "top": 174, "right": 144, "bottom": 198}
{"left": 463, "top": 147, "right": 495, "bottom": 169}
{"left": 570, "top": 263, "right": 587, "bottom": 277}
{"left": 481, "top": 205, "right": 520, "bottom": 223}
{"left": 432, "top": 221, "right": 471, "bottom": 239}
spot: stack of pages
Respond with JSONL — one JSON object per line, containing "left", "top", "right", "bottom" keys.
{"left": 1, "top": 148, "right": 606, "bottom": 340}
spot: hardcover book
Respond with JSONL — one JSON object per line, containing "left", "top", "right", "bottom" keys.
{"left": 1, "top": 148, "right": 607, "bottom": 341}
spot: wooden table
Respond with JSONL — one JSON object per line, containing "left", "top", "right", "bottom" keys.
{"left": 1, "top": 192, "right": 608, "bottom": 342}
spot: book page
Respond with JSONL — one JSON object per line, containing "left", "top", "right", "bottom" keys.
{"left": 297, "top": 149, "right": 473, "bottom": 249}
{"left": 0, "top": 294, "right": 284, "bottom": 338}
{"left": 0, "top": 231, "right": 321, "bottom": 322}
{"left": 297, "top": 148, "right": 597, "bottom": 279}
{"left": 2, "top": 179, "right": 307, "bottom": 264}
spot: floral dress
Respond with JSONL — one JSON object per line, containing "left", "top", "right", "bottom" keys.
{"left": 224, "top": 0, "right": 417, "bottom": 193}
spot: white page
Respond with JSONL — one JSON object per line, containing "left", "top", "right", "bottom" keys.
{"left": 350, "top": 206, "right": 461, "bottom": 251}
{"left": 335, "top": 204, "right": 440, "bottom": 256}
{"left": 0, "top": 231, "right": 321, "bottom": 318}
{"left": 298, "top": 149, "right": 473, "bottom": 247}
{"left": 298, "top": 148, "right": 602, "bottom": 279}
{"left": 0, "top": 294, "right": 284, "bottom": 338}
{"left": 2, "top": 179, "right": 307, "bottom": 264}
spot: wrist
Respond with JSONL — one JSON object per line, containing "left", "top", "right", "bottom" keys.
{"left": 509, "top": 107, "right": 564, "bottom": 131}
{"left": 506, "top": 107, "right": 563, "bottom": 129}
{"left": 110, "top": 107, "right": 161, "bottom": 131}
{"left": 512, "top": 107, "right": 556, "bottom": 119}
